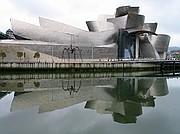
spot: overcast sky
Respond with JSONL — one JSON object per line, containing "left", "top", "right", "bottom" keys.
{"left": 0, "top": 0, "right": 180, "bottom": 47}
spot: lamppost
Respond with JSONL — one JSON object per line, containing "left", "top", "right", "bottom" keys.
{"left": 91, "top": 44, "right": 94, "bottom": 61}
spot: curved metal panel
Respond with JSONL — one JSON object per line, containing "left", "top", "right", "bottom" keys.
{"left": 108, "top": 15, "right": 127, "bottom": 29}
{"left": 115, "top": 6, "right": 139, "bottom": 18}
{"left": 143, "top": 23, "right": 158, "bottom": 33}
{"left": 149, "top": 34, "right": 170, "bottom": 52}
{"left": 125, "top": 23, "right": 158, "bottom": 35}
{"left": 139, "top": 34, "right": 160, "bottom": 59}
{"left": 86, "top": 21, "right": 114, "bottom": 32}
{"left": 39, "top": 17, "right": 118, "bottom": 44}
{"left": 108, "top": 14, "right": 144, "bottom": 29}
{"left": 11, "top": 19, "right": 119, "bottom": 47}
{"left": 115, "top": 6, "right": 130, "bottom": 17}
{"left": 158, "top": 52, "right": 166, "bottom": 59}
{"left": 128, "top": 7, "right": 140, "bottom": 14}
{"left": 39, "top": 17, "right": 86, "bottom": 34}
{"left": 125, "top": 29, "right": 156, "bottom": 35}
{"left": 11, "top": 18, "right": 71, "bottom": 43}
{"left": 126, "top": 14, "right": 145, "bottom": 29}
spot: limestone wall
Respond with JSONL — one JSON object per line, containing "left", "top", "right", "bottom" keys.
{"left": 0, "top": 44, "right": 60, "bottom": 62}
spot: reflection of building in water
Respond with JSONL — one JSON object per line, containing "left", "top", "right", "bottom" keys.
{"left": 0, "top": 76, "right": 168, "bottom": 124}
{"left": 85, "top": 78, "right": 168, "bottom": 124}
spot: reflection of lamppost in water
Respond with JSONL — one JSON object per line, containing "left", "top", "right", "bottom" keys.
{"left": 51, "top": 44, "right": 54, "bottom": 62}
{"left": 62, "top": 80, "right": 81, "bottom": 98}
{"left": 62, "top": 34, "right": 83, "bottom": 61}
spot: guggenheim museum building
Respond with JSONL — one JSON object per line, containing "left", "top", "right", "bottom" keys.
{"left": 0, "top": 6, "right": 170, "bottom": 62}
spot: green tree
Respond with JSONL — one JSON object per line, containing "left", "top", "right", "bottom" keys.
{"left": 0, "top": 82, "right": 6, "bottom": 87}
{"left": 17, "top": 82, "right": 24, "bottom": 88}
{"left": 34, "top": 52, "right": 40, "bottom": 62}
{"left": 0, "top": 52, "right": 6, "bottom": 62}
{"left": 34, "top": 81, "right": 40, "bottom": 87}
{"left": 17, "top": 52, "right": 23, "bottom": 62}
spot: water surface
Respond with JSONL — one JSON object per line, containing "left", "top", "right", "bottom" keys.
{"left": 0, "top": 73, "right": 180, "bottom": 134}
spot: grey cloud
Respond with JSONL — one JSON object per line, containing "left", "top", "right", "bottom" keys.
{"left": 9, "top": 0, "right": 63, "bottom": 17}
{"left": 8, "top": 0, "right": 180, "bottom": 35}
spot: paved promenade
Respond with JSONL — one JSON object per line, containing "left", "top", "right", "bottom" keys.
{"left": 0, "top": 59, "right": 180, "bottom": 72}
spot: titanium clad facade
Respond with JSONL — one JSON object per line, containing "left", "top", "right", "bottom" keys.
{"left": 0, "top": 6, "right": 170, "bottom": 61}
{"left": 86, "top": 21, "right": 115, "bottom": 32}
{"left": 115, "top": 6, "right": 139, "bottom": 17}
{"left": 143, "top": 23, "right": 158, "bottom": 33}
{"left": 11, "top": 19, "right": 119, "bottom": 47}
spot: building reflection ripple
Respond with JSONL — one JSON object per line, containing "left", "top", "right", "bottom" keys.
{"left": 0, "top": 73, "right": 170, "bottom": 124}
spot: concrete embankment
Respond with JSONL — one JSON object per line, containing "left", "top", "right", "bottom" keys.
{"left": 0, "top": 60, "right": 180, "bottom": 73}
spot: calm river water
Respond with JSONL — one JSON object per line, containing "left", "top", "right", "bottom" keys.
{"left": 0, "top": 72, "right": 180, "bottom": 134}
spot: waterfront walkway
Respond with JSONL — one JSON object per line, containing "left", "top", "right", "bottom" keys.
{"left": 0, "top": 59, "right": 180, "bottom": 72}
